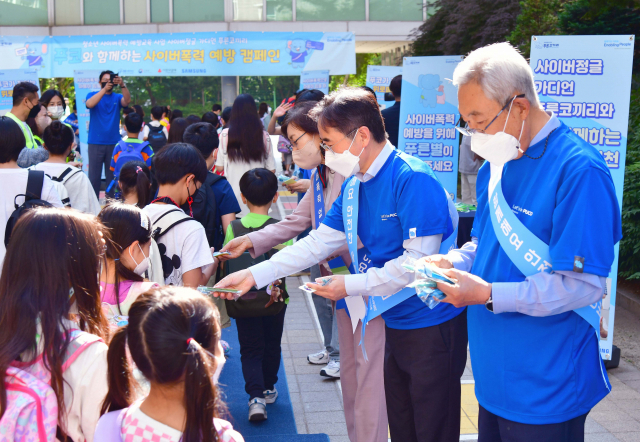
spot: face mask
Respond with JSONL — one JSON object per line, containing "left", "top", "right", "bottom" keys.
{"left": 212, "top": 354, "right": 226, "bottom": 385}
{"left": 292, "top": 135, "right": 322, "bottom": 169}
{"left": 324, "top": 129, "right": 362, "bottom": 178}
{"left": 36, "top": 113, "right": 52, "bottom": 133}
{"left": 48, "top": 105, "right": 64, "bottom": 119}
{"left": 28, "top": 103, "right": 41, "bottom": 120}
{"left": 129, "top": 243, "right": 150, "bottom": 276}
{"left": 470, "top": 99, "right": 525, "bottom": 166}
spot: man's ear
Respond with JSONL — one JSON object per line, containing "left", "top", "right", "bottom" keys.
{"left": 359, "top": 126, "right": 371, "bottom": 148}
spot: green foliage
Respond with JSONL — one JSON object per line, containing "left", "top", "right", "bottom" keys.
{"left": 507, "top": 0, "right": 567, "bottom": 58}
{"left": 239, "top": 76, "right": 301, "bottom": 108}
{"left": 329, "top": 53, "right": 381, "bottom": 91}
{"left": 619, "top": 78, "right": 640, "bottom": 279}
{"left": 38, "top": 78, "right": 76, "bottom": 105}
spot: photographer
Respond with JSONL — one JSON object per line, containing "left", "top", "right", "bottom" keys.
{"left": 85, "top": 70, "right": 131, "bottom": 196}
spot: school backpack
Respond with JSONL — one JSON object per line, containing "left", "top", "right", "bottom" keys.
{"left": 150, "top": 208, "right": 198, "bottom": 282}
{"left": 146, "top": 124, "right": 167, "bottom": 151}
{"left": 277, "top": 135, "right": 291, "bottom": 154}
{"left": 4, "top": 170, "right": 53, "bottom": 247}
{"left": 1, "top": 329, "right": 103, "bottom": 442}
{"left": 102, "top": 281, "right": 159, "bottom": 329}
{"left": 44, "top": 166, "right": 80, "bottom": 208}
{"left": 106, "top": 139, "right": 151, "bottom": 194}
{"left": 224, "top": 219, "right": 288, "bottom": 318}
{"left": 180, "top": 172, "right": 225, "bottom": 250}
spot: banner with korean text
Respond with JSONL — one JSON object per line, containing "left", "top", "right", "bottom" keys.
{"left": 398, "top": 56, "right": 463, "bottom": 200}
{"left": 530, "top": 34, "right": 635, "bottom": 360}
{"left": 0, "top": 32, "right": 355, "bottom": 78}
{"left": 0, "top": 69, "right": 39, "bottom": 114}
{"left": 300, "top": 70, "right": 330, "bottom": 95}
{"left": 366, "top": 65, "right": 402, "bottom": 110}
{"left": 73, "top": 70, "right": 102, "bottom": 174}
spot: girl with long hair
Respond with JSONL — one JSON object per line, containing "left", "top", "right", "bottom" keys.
{"left": 215, "top": 94, "right": 275, "bottom": 217}
{"left": 0, "top": 207, "right": 110, "bottom": 441}
{"left": 98, "top": 202, "right": 159, "bottom": 326}
{"left": 97, "top": 287, "right": 244, "bottom": 442}
{"left": 167, "top": 117, "right": 189, "bottom": 144}
{"left": 117, "top": 160, "right": 152, "bottom": 208}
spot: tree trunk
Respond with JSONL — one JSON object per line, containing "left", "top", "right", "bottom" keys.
{"left": 202, "top": 89, "right": 205, "bottom": 107}
{"left": 145, "top": 78, "right": 157, "bottom": 106}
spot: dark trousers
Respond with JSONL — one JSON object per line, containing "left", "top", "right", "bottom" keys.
{"left": 385, "top": 309, "right": 468, "bottom": 442}
{"left": 88, "top": 143, "right": 116, "bottom": 197}
{"left": 236, "top": 305, "right": 287, "bottom": 399}
{"left": 478, "top": 405, "right": 588, "bottom": 442}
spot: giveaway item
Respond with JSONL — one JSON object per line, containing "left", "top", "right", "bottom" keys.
{"left": 402, "top": 257, "right": 455, "bottom": 309}
{"left": 198, "top": 286, "right": 242, "bottom": 301}
{"left": 212, "top": 251, "right": 231, "bottom": 258}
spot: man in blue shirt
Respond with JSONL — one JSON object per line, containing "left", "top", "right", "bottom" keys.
{"left": 85, "top": 70, "right": 131, "bottom": 196}
{"left": 424, "top": 42, "right": 621, "bottom": 442}
{"left": 214, "top": 87, "right": 467, "bottom": 442}
{"left": 380, "top": 74, "right": 402, "bottom": 148}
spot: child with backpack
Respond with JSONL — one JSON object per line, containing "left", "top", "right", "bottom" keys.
{"left": 222, "top": 168, "right": 290, "bottom": 421}
{"left": 117, "top": 161, "right": 152, "bottom": 208}
{"left": 0, "top": 207, "right": 110, "bottom": 442}
{"left": 30, "top": 120, "right": 101, "bottom": 215}
{"left": 143, "top": 105, "right": 169, "bottom": 151}
{"left": 96, "top": 287, "right": 244, "bottom": 442}
{"left": 98, "top": 203, "right": 159, "bottom": 328}
{"left": 142, "top": 143, "right": 217, "bottom": 287}
{"left": 0, "top": 117, "right": 63, "bottom": 265}
{"left": 108, "top": 112, "right": 154, "bottom": 196}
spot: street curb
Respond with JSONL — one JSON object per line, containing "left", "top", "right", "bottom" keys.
{"left": 617, "top": 286, "right": 640, "bottom": 318}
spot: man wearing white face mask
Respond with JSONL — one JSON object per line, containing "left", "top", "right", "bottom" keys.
{"left": 215, "top": 87, "right": 465, "bottom": 442}
{"left": 421, "top": 42, "right": 621, "bottom": 442}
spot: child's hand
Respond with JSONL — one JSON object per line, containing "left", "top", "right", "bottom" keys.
{"left": 273, "top": 102, "right": 292, "bottom": 118}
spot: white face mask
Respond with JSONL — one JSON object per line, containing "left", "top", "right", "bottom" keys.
{"left": 324, "top": 129, "right": 362, "bottom": 178}
{"left": 470, "top": 99, "right": 525, "bottom": 166}
{"left": 48, "top": 105, "right": 64, "bottom": 120}
{"left": 129, "top": 243, "right": 150, "bottom": 276}
{"left": 292, "top": 135, "right": 322, "bottom": 169}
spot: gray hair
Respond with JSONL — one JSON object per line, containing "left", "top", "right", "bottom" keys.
{"left": 452, "top": 42, "right": 541, "bottom": 109}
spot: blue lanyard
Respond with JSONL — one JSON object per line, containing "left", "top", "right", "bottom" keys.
{"left": 487, "top": 163, "right": 609, "bottom": 390}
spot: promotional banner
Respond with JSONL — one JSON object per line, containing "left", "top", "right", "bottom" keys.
{"left": 73, "top": 70, "right": 102, "bottom": 174}
{"left": 0, "top": 32, "right": 355, "bottom": 78}
{"left": 529, "top": 35, "right": 635, "bottom": 360}
{"left": 0, "top": 69, "right": 39, "bottom": 114}
{"left": 299, "top": 70, "right": 330, "bottom": 94}
{"left": 366, "top": 65, "right": 402, "bottom": 110}
{"left": 398, "top": 56, "right": 463, "bottom": 200}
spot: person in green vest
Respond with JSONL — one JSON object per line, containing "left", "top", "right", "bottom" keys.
{"left": 6, "top": 82, "right": 40, "bottom": 150}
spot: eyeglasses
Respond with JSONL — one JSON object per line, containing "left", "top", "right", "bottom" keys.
{"left": 455, "top": 94, "right": 525, "bottom": 136}
{"left": 285, "top": 131, "right": 307, "bottom": 151}
{"left": 320, "top": 128, "right": 358, "bottom": 153}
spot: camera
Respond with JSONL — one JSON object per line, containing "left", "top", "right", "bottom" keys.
{"left": 110, "top": 72, "right": 119, "bottom": 84}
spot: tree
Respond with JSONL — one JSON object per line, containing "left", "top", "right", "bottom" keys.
{"left": 329, "top": 53, "right": 381, "bottom": 91}
{"left": 507, "top": 0, "right": 568, "bottom": 58}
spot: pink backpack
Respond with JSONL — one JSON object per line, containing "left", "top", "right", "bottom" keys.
{"left": 0, "top": 329, "right": 103, "bottom": 441}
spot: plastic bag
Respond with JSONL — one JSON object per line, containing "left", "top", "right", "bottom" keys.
{"left": 402, "top": 257, "right": 455, "bottom": 309}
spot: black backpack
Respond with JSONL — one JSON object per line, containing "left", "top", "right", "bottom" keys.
{"left": 147, "top": 124, "right": 167, "bottom": 151}
{"left": 224, "top": 218, "right": 289, "bottom": 318}
{"left": 4, "top": 170, "right": 53, "bottom": 247}
{"left": 181, "top": 172, "right": 225, "bottom": 250}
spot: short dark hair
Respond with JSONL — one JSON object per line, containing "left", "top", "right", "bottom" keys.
{"left": 239, "top": 168, "right": 278, "bottom": 207}
{"left": 152, "top": 142, "right": 208, "bottom": 185}
{"left": 281, "top": 101, "right": 319, "bottom": 140}
{"left": 389, "top": 75, "right": 402, "bottom": 98}
{"left": 122, "top": 107, "right": 134, "bottom": 116}
{"left": 296, "top": 89, "right": 325, "bottom": 104}
{"left": 43, "top": 121, "right": 74, "bottom": 155}
{"left": 212, "top": 104, "right": 222, "bottom": 112}
{"left": 151, "top": 106, "right": 164, "bottom": 120}
{"left": 201, "top": 111, "right": 219, "bottom": 128}
{"left": 12, "top": 82, "right": 39, "bottom": 106}
{"left": 183, "top": 122, "right": 219, "bottom": 158}
{"left": 133, "top": 104, "right": 144, "bottom": 118}
{"left": 125, "top": 112, "right": 143, "bottom": 133}
{"left": 310, "top": 87, "right": 387, "bottom": 144}
{"left": 99, "top": 70, "right": 115, "bottom": 81}
{"left": 186, "top": 114, "right": 201, "bottom": 126}
{"left": 221, "top": 107, "right": 232, "bottom": 125}
{"left": 0, "top": 116, "right": 27, "bottom": 163}
{"left": 40, "top": 89, "right": 66, "bottom": 111}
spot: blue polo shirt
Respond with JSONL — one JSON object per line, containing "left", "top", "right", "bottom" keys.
{"left": 469, "top": 122, "right": 621, "bottom": 424}
{"left": 87, "top": 91, "right": 124, "bottom": 145}
{"left": 323, "top": 149, "right": 463, "bottom": 329}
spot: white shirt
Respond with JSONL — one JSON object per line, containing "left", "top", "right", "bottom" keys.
{"left": 250, "top": 143, "right": 443, "bottom": 298}
{"left": 215, "top": 128, "right": 276, "bottom": 217}
{"left": 142, "top": 120, "right": 168, "bottom": 140}
{"left": 0, "top": 168, "right": 64, "bottom": 264}
{"left": 142, "top": 204, "right": 214, "bottom": 286}
{"left": 30, "top": 163, "right": 101, "bottom": 215}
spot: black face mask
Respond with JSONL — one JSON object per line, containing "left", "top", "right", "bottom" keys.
{"left": 28, "top": 104, "right": 41, "bottom": 120}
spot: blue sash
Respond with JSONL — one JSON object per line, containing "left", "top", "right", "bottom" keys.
{"left": 487, "top": 164, "right": 608, "bottom": 389}
{"left": 342, "top": 175, "right": 458, "bottom": 359}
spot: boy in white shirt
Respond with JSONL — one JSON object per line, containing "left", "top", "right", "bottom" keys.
{"left": 142, "top": 105, "right": 169, "bottom": 149}
{"left": 142, "top": 142, "right": 216, "bottom": 287}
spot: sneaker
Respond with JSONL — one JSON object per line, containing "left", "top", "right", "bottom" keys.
{"left": 248, "top": 398, "right": 267, "bottom": 421}
{"left": 307, "top": 349, "right": 330, "bottom": 365}
{"left": 320, "top": 360, "right": 340, "bottom": 378}
{"left": 263, "top": 388, "right": 278, "bottom": 404}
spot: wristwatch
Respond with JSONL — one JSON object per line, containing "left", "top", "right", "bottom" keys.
{"left": 120, "top": 84, "right": 127, "bottom": 89}
{"left": 485, "top": 294, "right": 494, "bottom": 312}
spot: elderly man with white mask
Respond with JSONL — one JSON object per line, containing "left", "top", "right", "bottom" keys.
{"left": 422, "top": 42, "right": 621, "bottom": 441}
